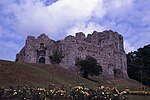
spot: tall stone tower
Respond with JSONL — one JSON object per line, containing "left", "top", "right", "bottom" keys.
{"left": 16, "top": 30, "right": 128, "bottom": 78}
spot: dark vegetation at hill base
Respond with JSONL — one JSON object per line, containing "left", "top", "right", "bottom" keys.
{"left": 1, "top": 84, "right": 150, "bottom": 100}
{"left": 0, "top": 84, "right": 129, "bottom": 100}
{"left": 127, "top": 44, "right": 150, "bottom": 87}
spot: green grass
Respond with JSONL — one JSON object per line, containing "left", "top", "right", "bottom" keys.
{"left": 0, "top": 59, "right": 148, "bottom": 91}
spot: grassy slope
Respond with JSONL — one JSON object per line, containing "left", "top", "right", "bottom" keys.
{"left": 0, "top": 60, "right": 146, "bottom": 90}
{"left": 0, "top": 60, "right": 97, "bottom": 87}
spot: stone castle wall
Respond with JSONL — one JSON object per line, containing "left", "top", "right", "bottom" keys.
{"left": 16, "top": 30, "right": 128, "bottom": 78}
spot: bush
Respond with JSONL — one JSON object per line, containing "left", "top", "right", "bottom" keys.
{"left": 75, "top": 56, "right": 102, "bottom": 78}
{"left": 0, "top": 84, "right": 130, "bottom": 100}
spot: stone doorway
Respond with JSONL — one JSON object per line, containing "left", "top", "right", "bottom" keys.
{"left": 39, "top": 57, "right": 45, "bottom": 64}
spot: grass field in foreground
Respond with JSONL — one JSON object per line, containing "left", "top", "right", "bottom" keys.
{"left": 0, "top": 60, "right": 148, "bottom": 91}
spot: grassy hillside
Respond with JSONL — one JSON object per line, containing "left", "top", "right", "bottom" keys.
{"left": 0, "top": 60, "right": 98, "bottom": 87}
{"left": 0, "top": 60, "right": 147, "bottom": 90}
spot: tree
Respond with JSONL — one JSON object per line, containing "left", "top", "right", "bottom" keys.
{"left": 49, "top": 49, "right": 64, "bottom": 83}
{"left": 49, "top": 49, "right": 64, "bottom": 65}
{"left": 75, "top": 56, "right": 102, "bottom": 79}
{"left": 127, "top": 44, "right": 150, "bottom": 87}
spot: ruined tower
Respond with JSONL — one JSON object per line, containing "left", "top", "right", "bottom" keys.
{"left": 16, "top": 30, "right": 128, "bottom": 78}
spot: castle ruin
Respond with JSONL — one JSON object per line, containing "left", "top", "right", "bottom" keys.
{"left": 16, "top": 30, "right": 128, "bottom": 78}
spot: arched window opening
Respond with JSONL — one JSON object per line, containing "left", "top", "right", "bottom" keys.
{"left": 40, "top": 43, "right": 44, "bottom": 49}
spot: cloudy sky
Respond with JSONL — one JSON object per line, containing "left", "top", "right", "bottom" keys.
{"left": 0, "top": 0, "right": 150, "bottom": 61}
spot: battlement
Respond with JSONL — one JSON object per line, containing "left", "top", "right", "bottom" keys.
{"left": 64, "top": 30, "right": 124, "bottom": 51}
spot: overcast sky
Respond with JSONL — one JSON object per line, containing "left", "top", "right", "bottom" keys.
{"left": 0, "top": 0, "right": 150, "bottom": 61}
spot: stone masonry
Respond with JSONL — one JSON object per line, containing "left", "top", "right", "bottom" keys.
{"left": 16, "top": 30, "right": 128, "bottom": 78}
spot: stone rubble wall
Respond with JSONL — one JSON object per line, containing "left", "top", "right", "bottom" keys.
{"left": 16, "top": 30, "right": 128, "bottom": 78}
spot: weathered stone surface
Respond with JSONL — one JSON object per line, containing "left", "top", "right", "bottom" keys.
{"left": 16, "top": 30, "right": 128, "bottom": 78}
